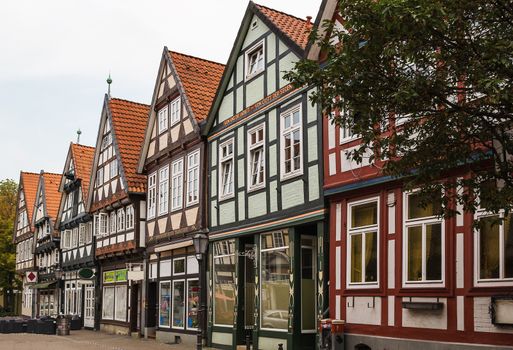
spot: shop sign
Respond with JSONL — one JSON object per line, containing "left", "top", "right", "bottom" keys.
{"left": 104, "top": 271, "right": 115, "bottom": 283}
{"left": 78, "top": 268, "right": 94, "bottom": 279}
{"left": 104, "top": 269, "right": 128, "bottom": 283}
{"left": 115, "top": 269, "right": 127, "bottom": 282}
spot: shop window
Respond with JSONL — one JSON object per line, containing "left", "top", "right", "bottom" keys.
{"left": 187, "top": 255, "right": 199, "bottom": 275}
{"left": 261, "top": 231, "right": 290, "bottom": 330}
{"left": 213, "top": 240, "right": 236, "bottom": 326}
{"left": 403, "top": 191, "right": 444, "bottom": 286}
{"left": 102, "top": 287, "right": 114, "bottom": 320}
{"left": 475, "top": 213, "right": 513, "bottom": 283}
{"left": 159, "top": 282, "right": 171, "bottom": 327}
{"left": 114, "top": 285, "right": 127, "bottom": 322}
{"left": 172, "top": 280, "right": 185, "bottom": 328}
{"left": 187, "top": 279, "right": 199, "bottom": 330}
{"left": 347, "top": 199, "right": 379, "bottom": 286}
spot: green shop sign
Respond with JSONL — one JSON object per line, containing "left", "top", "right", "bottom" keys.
{"left": 103, "top": 269, "right": 127, "bottom": 283}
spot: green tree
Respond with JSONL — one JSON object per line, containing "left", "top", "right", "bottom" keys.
{"left": 286, "top": 0, "right": 513, "bottom": 216}
{"left": 0, "top": 179, "right": 18, "bottom": 290}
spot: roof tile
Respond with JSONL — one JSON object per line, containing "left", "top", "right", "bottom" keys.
{"left": 70, "top": 143, "right": 95, "bottom": 201}
{"left": 42, "top": 172, "right": 62, "bottom": 223}
{"left": 20, "top": 172, "right": 40, "bottom": 229}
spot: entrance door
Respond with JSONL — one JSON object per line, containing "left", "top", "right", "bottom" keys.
{"left": 147, "top": 282, "right": 157, "bottom": 329}
{"left": 84, "top": 286, "right": 95, "bottom": 328}
{"left": 237, "top": 242, "right": 256, "bottom": 345}
{"left": 130, "top": 283, "right": 139, "bottom": 333}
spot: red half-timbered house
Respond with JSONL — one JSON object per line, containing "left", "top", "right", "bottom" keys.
{"left": 310, "top": 1, "right": 513, "bottom": 349}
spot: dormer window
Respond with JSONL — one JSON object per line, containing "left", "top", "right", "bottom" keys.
{"left": 158, "top": 106, "right": 168, "bottom": 134}
{"left": 245, "top": 41, "right": 265, "bottom": 80}
{"left": 170, "top": 97, "right": 181, "bottom": 126}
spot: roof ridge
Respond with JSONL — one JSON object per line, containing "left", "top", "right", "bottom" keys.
{"left": 42, "top": 172, "right": 62, "bottom": 177}
{"left": 72, "top": 143, "right": 95, "bottom": 150}
{"left": 20, "top": 171, "right": 41, "bottom": 176}
{"left": 110, "top": 97, "right": 150, "bottom": 107}
{"left": 169, "top": 50, "right": 225, "bottom": 67}
{"left": 254, "top": 2, "right": 308, "bottom": 23}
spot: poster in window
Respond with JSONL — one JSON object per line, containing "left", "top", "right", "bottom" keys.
{"left": 172, "top": 281, "right": 185, "bottom": 327}
{"left": 187, "top": 280, "right": 199, "bottom": 329}
{"left": 160, "top": 282, "right": 171, "bottom": 326}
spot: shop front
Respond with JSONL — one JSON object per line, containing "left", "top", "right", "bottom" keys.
{"left": 208, "top": 222, "right": 325, "bottom": 350}
{"left": 63, "top": 269, "right": 96, "bottom": 328}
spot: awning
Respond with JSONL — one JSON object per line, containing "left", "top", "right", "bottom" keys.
{"left": 30, "top": 281, "right": 57, "bottom": 289}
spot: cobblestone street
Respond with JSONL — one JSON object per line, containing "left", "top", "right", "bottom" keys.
{"left": 0, "top": 330, "right": 203, "bottom": 350}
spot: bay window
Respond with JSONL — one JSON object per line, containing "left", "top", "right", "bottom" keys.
{"left": 248, "top": 124, "right": 265, "bottom": 190}
{"left": 347, "top": 198, "right": 379, "bottom": 287}
{"left": 403, "top": 191, "right": 444, "bottom": 285}
{"left": 281, "top": 106, "right": 302, "bottom": 179}
{"left": 219, "top": 140, "right": 234, "bottom": 199}
{"left": 102, "top": 287, "right": 114, "bottom": 319}
{"left": 171, "top": 159, "right": 184, "bottom": 210}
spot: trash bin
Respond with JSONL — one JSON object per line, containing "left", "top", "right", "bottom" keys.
{"left": 56, "top": 315, "right": 70, "bottom": 336}
{"left": 331, "top": 320, "right": 345, "bottom": 350}
{"left": 319, "top": 319, "right": 332, "bottom": 350}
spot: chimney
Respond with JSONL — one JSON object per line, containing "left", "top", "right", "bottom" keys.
{"left": 306, "top": 16, "right": 312, "bottom": 26}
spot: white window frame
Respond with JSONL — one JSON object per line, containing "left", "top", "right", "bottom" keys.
{"left": 126, "top": 205, "right": 134, "bottom": 230}
{"left": 109, "top": 158, "right": 118, "bottom": 178}
{"left": 473, "top": 210, "right": 513, "bottom": 287}
{"left": 99, "top": 213, "right": 108, "bottom": 236}
{"left": 147, "top": 172, "right": 157, "bottom": 219}
{"left": 171, "top": 279, "right": 186, "bottom": 329}
{"left": 117, "top": 208, "right": 125, "bottom": 232}
{"left": 170, "top": 97, "right": 181, "bottom": 126}
{"left": 346, "top": 197, "right": 380, "bottom": 289}
{"left": 72, "top": 228, "right": 78, "bottom": 248}
{"left": 158, "top": 166, "right": 169, "bottom": 215}
{"left": 245, "top": 40, "right": 265, "bottom": 80}
{"left": 114, "top": 285, "right": 127, "bottom": 322}
{"left": 186, "top": 150, "right": 200, "bottom": 206}
{"left": 86, "top": 222, "right": 93, "bottom": 244}
{"left": 280, "top": 104, "right": 303, "bottom": 180}
{"left": 110, "top": 212, "right": 116, "bottom": 234}
{"left": 96, "top": 168, "right": 103, "bottom": 188}
{"left": 171, "top": 158, "right": 184, "bottom": 211}
{"left": 402, "top": 190, "right": 445, "bottom": 288}
{"left": 247, "top": 124, "right": 266, "bottom": 191}
{"left": 173, "top": 257, "right": 186, "bottom": 276}
{"left": 158, "top": 105, "right": 169, "bottom": 134}
{"left": 219, "top": 139, "right": 234, "bottom": 200}
{"left": 79, "top": 223, "right": 86, "bottom": 246}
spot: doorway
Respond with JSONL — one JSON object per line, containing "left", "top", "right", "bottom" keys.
{"left": 84, "top": 285, "right": 95, "bottom": 328}
{"left": 130, "top": 283, "right": 139, "bottom": 334}
{"left": 236, "top": 238, "right": 256, "bottom": 345}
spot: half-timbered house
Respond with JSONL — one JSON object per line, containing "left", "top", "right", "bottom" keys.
{"left": 203, "top": 3, "right": 326, "bottom": 349}
{"left": 137, "top": 49, "right": 224, "bottom": 344}
{"left": 55, "top": 142, "right": 96, "bottom": 328}
{"left": 13, "top": 171, "right": 39, "bottom": 317}
{"left": 32, "top": 171, "right": 62, "bottom": 317}
{"left": 311, "top": 1, "right": 513, "bottom": 349}
{"left": 87, "top": 95, "right": 149, "bottom": 335}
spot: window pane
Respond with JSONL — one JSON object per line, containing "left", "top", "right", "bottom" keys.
{"left": 160, "top": 283, "right": 171, "bottom": 326}
{"left": 213, "top": 243, "right": 236, "bottom": 325}
{"left": 505, "top": 214, "right": 513, "bottom": 278}
{"left": 408, "top": 193, "right": 442, "bottom": 219}
{"left": 425, "top": 223, "right": 442, "bottom": 281}
{"left": 365, "top": 232, "right": 378, "bottom": 282}
{"left": 261, "top": 245, "right": 290, "bottom": 330}
{"left": 174, "top": 259, "right": 185, "bottom": 274}
{"left": 479, "top": 216, "right": 500, "bottom": 279}
{"left": 172, "top": 281, "right": 185, "bottom": 328}
{"left": 115, "top": 286, "right": 127, "bottom": 321}
{"left": 407, "top": 226, "right": 422, "bottom": 281}
{"left": 350, "top": 234, "right": 362, "bottom": 283}
{"left": 102, "top": 287, "right": 114, "bottom": 319}
{"left": 351, "top": 202, "right": 378, "bottom": 228}
{"left": 187, "top": 280, "right": 199, "bottom": 329}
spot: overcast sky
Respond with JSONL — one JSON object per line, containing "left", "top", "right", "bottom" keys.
{"left": 0, "top": 0, "right": 319, "bottom": 181}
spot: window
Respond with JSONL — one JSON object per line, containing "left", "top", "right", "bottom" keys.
{"left": 110, "top": 159, "right": 118, "bottom": 178}
{"left": 159, "top": 282, "right": 171, "bottom": 327}
{"left": 172, "top": 280, "right": 185, "bottom": 328}
{"left": 148, "top": 172, "right": 157, "bottom": 219}
{"left": 117, "top": 209, "right": 125, "bottom": 232}
{"left": 171, "top": 159, "right": 184, "bottom": 210}
{"left": 101, "top": 133, "right": 112, "bottom": 150}
{"left": 110, "top": 212, "right": 116, "bottom": 234}
{"left": 96, "top": 168, "right": 103, "bottom": 188}
{"left": 186, "top": 151, "right": 200, "bottom": 206}
{"left": 173, "top": 258, "right": 185, "bottom": 275}
{"left": 213, "top": 240, "right": 236, "bottom": 326}
{"left": 170, "top": 97, "right": 181, "bottom": 125}
{"left": 158, "top": 166, "right": 169, "bottom": 215}
{"left": 475, "top": 212, "right": 513, "bottom": 284}
{"left": 104, "top": 163, "right": 110, "bottom": 183}
{"left": 126, "top": 205, "right": 134, "bottom": 230}
{"left": 219, "top": 140, "right": 234, "bottom": 199}
{"left": 261, "top": 232, "right": 290, "bottom": 330}
{"left": 403, "top": 191, "right": 444, "bottom": 286}
{"left": 94, "top": 215, "right": 99, "bottom": 236}
{"left": 102, "top": 286, "right": 114, "bottom": 319}
{"left": 158, "top": 106, "right": 168, "bottom": 134}
{"left": 79, "top": 224, "right": 86, "bottom": 246}
{"left": 332, "top": 106, "right": 357, "bottom": 144}
{"left": 347, "top": 199, "right": 379, "bottom": 287}
{"left": 248, "top": 125, "right": 265, "bottom": 190}
{"left": 99, "top": 213, "right": 108, "bottom": 236}
{"left": 187, "top": 279, "right": 199, "bottom": 330}
{"left": 114, "top": 285, "right": 127, "bottom": 321}
{"left": 281, "top": 105, "right": 302, "bottom": 179}
{"left": 72, "top": 228, "right": 78, "bottom": 248}
{"left": 245, "top": 41, "right": 264, "bottom": 79}
{"left": 86, "top": 222, "right": 93, "bottom": 243}
{"left": 63, "top": 229, "right": 71, "bottom": 249}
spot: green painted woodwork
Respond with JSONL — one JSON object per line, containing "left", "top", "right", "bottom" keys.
{"left": 281, "top": 180, "right": 305, "bottom": 210}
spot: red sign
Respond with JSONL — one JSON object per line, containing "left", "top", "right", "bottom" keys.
{"left": 26, "top": 271, "right": 37, "bottom": 283}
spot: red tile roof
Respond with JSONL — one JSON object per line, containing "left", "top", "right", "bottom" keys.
{"left": 20, "top": 172, "right": 40, "bottom": 228}
{"left": 255, "top": 3, "right": 311, "bottom": 49}
{"left": 42, "top": 172, "right": 62, "bottom": 223}
{"left": 70, "top": 143, "right": 95, "bottom": 201}
{"left": 169, "top": 51, "right": 225, "bottom": 122}
{"left": 109, "top": 98, "right": 150, "bottom": 193}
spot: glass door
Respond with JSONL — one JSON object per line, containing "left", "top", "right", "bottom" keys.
{"left": 84, "top": 286, "right": 95, "bottom": 328}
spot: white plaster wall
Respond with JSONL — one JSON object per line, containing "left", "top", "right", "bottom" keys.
{"left": 474, "top": 297, "right": 513, "bottom": 334}
{"left": 346, "top": 296, "right": 382, "bottom": 325}
{"left": 402, "top": 297, "right": 447, "bottom": 330}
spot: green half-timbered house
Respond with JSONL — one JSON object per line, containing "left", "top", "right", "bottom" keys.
{"left": 203, "top": 3, "right": 326, "bottom": 349}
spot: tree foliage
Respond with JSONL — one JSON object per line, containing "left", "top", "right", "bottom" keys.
{"left": 286, "top": 0, "right": 513, "bottom": 216}
{"left": 0, "top": 179, "right": 18, "bottom": 290}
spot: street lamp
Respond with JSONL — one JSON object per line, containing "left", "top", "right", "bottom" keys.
{"left": 192, "top": 234, "right": 208, "bottom": 350}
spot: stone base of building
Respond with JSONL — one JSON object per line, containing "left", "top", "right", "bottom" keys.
{"left": 156, "top": 330, "right": 197, "bottom": 346}
{"left": 345, "top": 333, "right": 513, "bottom": 350}
{"left": 100, "top": 323, "right": 129, "bottom": 336}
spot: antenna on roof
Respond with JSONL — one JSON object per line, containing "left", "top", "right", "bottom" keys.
{"left": 76, "top": 129, "right": 82, "bottom": 144}
{"left": 107, "top": 73, "right": 113, "bottom": 99}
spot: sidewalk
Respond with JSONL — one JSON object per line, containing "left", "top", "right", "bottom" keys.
{"left": 0, "top": 329, "right": 213, "bottom": 350}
